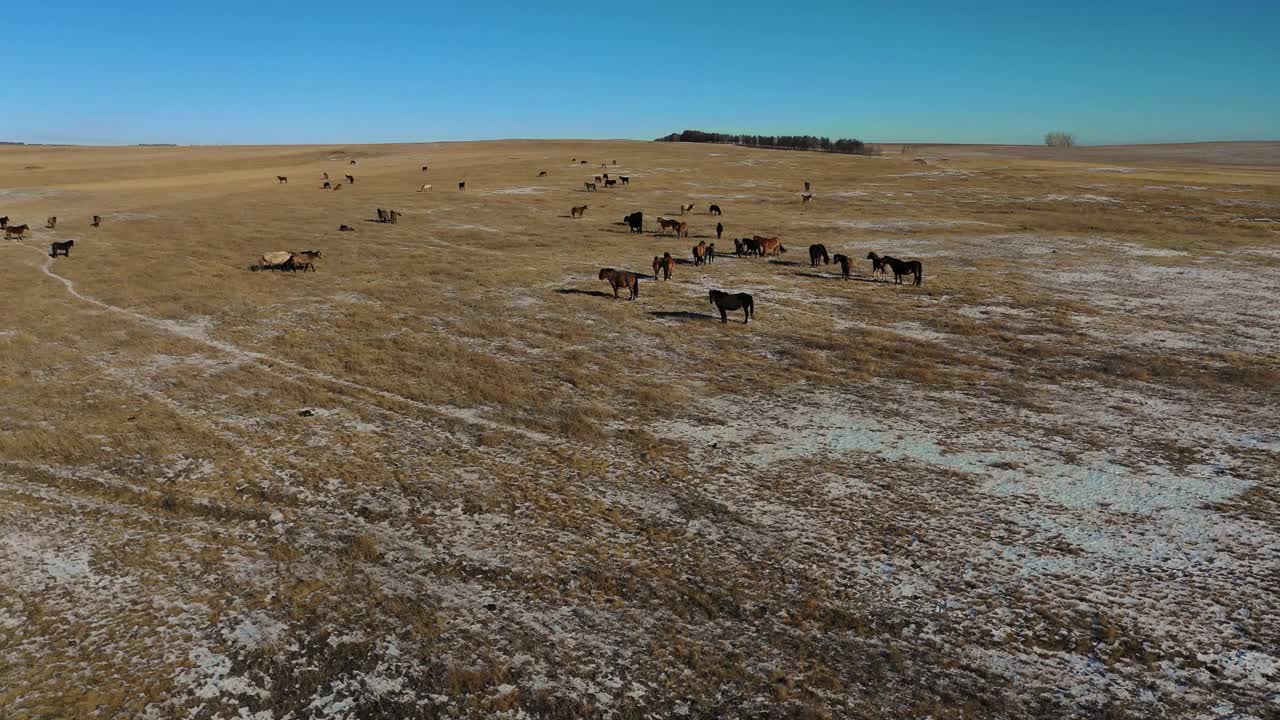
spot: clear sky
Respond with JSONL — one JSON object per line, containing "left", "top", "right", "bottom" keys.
{"left": 7, "top": 1, "right": 1278, "bottom": 146}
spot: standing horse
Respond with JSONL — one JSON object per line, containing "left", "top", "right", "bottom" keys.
{"left": 619, "top": 176, "right": 629, "bottom": 185}
{"left": 322, "top": 181, "right": 331, "bottom": 189}
{"left": 706, "top": 243, "right": 716, "bottom": 263}
{"left": 677, "top": 221, "right": 689, "bottom": 239}
{"left": 709, "top": 290, "right": 753, "bottom": 324}
{"left": 755, "top": 236, "right": 786, "bottom": 256}
{"left": 880, "top": 255, "right": 923, "bottom": 285}
{"left": 571, "top": 205, "right": 588, "bottom": 218}
{"left": 0, "top": 216, "right": 8, "bottom": 228}
{"left": 45, "top": 216, "right": 57, "bottom": 229}
{"left": 458, "top": 181, "right": 466, "bottom": 191}
{"left": 50, "top": 240, "right": 74, "bottom": 257}
{"left": 345, "top": 174, "right": 355, "bottom": 184}
{"left": 422, "top": 165, "right": 430, "bottom": 172}
{"left": 277, "top": 176, "right": 288, "bottom": 184}
{"left": 5, "top": 224, "right": 30, "bottom": 239}
{"left": 809, "top": 244, "right": 830, "bottom": 266}
{"left": 623, "top": 212, "right": 643, "bottom": 233}
{"left": 680, "top": 203, "right": 694, "bottom": 215}
{"left": 91, "top": 215, "right": 101, "bottom": 227}
{"left": 716, "top": 222, "right": 723, "bottom": 240}
{"left": 865, "top": 251, "right": 888, "bottom": 276}
{"left": 801, "top": 193, "right": 814, "bottom": 207}
{"left": 692, "top": 241, "right": 707, "bottom": 266}
{"left": 652, "top": 253, "right": 674, "bottom": 280}
{"left": 832, "top": 254, "right": 851, "bottom": 280}
{"left": 584, "top": 182, "right": 597, "bottom": 192}
{"left": 599, "top": 268, "right": 640, "bottom": 300}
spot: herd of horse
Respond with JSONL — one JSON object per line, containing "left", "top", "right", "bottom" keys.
{"left": 1, "top": 213, "right": 101, "bottom": 254}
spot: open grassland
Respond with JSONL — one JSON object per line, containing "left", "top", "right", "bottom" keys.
{"left": 1, "top": 140, "right": 1278, "bottom": 718}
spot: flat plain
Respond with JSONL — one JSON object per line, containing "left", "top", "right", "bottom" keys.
{"left": 1, "top": 139, "right": 1277, "bottom": 718}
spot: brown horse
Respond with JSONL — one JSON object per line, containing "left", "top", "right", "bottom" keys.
{"left": 332, "top": 184, "right": 343, "bottom": 191}
{"left": 5, "top": 224, "right": 29, "bottom": 239}
{"left": 571, "top": 205, "right": 588, "bottom": 218}
{"left": 345, "top": 174, "right": 355, "bottom": 184}
{"left": 735, "top": 237, "right": 761, "bottom": 257}
{"left": 339, "top": 224, "right": 355, "bottom": 232}
{"left": 277, "top": 176, "right": 288, "bottom": 184}
{"left": 0, "top": 216, "right": 8, "bottom": 228}
{"left": 881, "top": 255, "right": 923, "bottom": 286}
{"left": 680, "top": 203, "right": 695, "bottom": 215}
{"left": 349, "top": 160, "right": 357, "bottom": 165}
{"left": 809, "top": 244, "right": 830, "bottom": 266}
{"left": 322, "top": 181, "right": 331, "bottom": 189}
{"left": 832, "top": 254, "right": 851, "bottom": 279}
{"left": 755, "top": 236, "right": 786, "bottom": 256}
{"left": 538, "top": 170, "right": 547, "bottom": 177}
{"left": 599, "top": 268, "right": 639, "bottom": 300}
{"left": 656, "top": 218, "right": 680, "bottom": 235}
{"left": 692, "top": 241, "right": 707, "bottom": 266}
{"left": 91, "top": 215, "right": 101, "bottom": 227}
{"left": 865, "top": 251, "right": 888, "bottom": 276}
{"left": 653, "top": 253, "right": 674, "bottom": 281}
{"left": 45, "top": 216, "right": 57, "bottom": 229}
{"left": 604, "top": 179, "right": 617, "bottom": 188}
{"left": 706, "top": 243, "right": 716, "bottom": 263}
{"left": 288, "top": 250, "right": 322, "bottom": 272}
{"left": 50, "top": 240, "right": 74, "bottom": 257}
{"left": 594, "top": 175, "right": 603, "bottom": 183}
{"left": 584, "top": 182, "right": 597, "bottom": 192}
{"left": 709, "top": 290, "right": 753, "bottom": 324}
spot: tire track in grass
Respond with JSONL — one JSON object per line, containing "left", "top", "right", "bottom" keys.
{"left": 22, "top": 245, "right": 552, "bottom": 444}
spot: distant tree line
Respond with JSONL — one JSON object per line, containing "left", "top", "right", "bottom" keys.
{"left": 655, "top": 130, "right": 879, "bottom": 155}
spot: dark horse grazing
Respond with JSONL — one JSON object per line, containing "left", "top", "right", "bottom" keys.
{"left": 277, "top": 176, "right": 288, "bottom": 184}
{"left": 50, "top": 240, "right": 74, "bottom": 257}
{"left": 345, "top": 174, "right": 355, "bottom": 184}
{"left": 538, "top": 171, "right": 547, "bottom": 177}
{"left": 709, "top": 290, "right": 753, "bottom": 324}
{"left": 599, "top": 268, "right": 639, "bottom": 300}
{"left": 458, "top": 181, "right": 466, "bottom": 191}
{"left": 880, "top": 255, "right": 923, "bottom": 285}
{"left": 709, "top": 204, "right": 722, "bottom": 215}
{"left": 422, "top": 165, "right": 429, "bottom": 172}
{"left": 865, "top": 251, "right": 888, "bottom": 276}
{"left": 623, "top": 211, "right": 643, "bottom": 233}
{"left": 653, "top": 253, "right": 674, "bottom": 281}
{"left": 809, "top": 244, "right": 830, "bottom": 266}
{"left": 832, "top": 254, "right": 851, "bottom": 279}
{"left": 619, "top": 176, "right": 629, "bottom": 185}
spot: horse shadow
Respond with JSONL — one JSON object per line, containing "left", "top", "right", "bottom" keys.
{"left": 768, "top": 260, "right": 802, "bottom": 267}
{"left": 555, "top": 288, "right": 613, "bottom": 298}
{"left": 650, "top": 311, "right": 716, "bottom": 322}
{"left": 795, "top": 271, "right": 890, "bottom": 283}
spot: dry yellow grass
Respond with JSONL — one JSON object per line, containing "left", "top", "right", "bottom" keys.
{"left": 1, "top": 140, "right": 1277, "bottom": 718}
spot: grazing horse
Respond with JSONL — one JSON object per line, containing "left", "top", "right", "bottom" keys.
{"left": 809, "top": 244, "right": 830, "bottom": 266}
{"left": 653, "top": 253, "right": 674, "bottom": 281}
{"left": 458, "top": 181, "right": 466, "bottom": 191}
{"left": 349, "top": 160, "right": 357, "bottom": 165}
{"left": 735, "top": 237, "right": 761, "bottom": 257}
{"left": 801, "top": 193, "right": 814, "bottom": 207}
{"left": 656, "top": 218, "right": 680, "bottom": 235}
{"left": 288, "top": 250, "right": 322, "bottom": 272}
{"left": 345, "top": 175, "right": 355, "bottom": 184}
{"left": 339, "top": 224, "right": 355, "bottom": 231}
{"left": 5, "top": 224, "right": 30, "bottom": 239}
{"left": 322, "top": 181, "right": 332, "bottom": 189}
{"left": 377, "top": 208, "right": 387, "bottom": 223}
{"left": 880, "top": 255, "right": 923, "bottom": 286}
{"left": 709, "top": 290, "right": 753, "bottom": 324}
{"left": 865, "top": 251, "right": 888, "bottom": 276}
{"left": 580, "top": 160, "right": 588, "bottom": 165}
{"left": 584, "top": 182, "right": 597, "bottom": 192}
{"left": 619, "top": 176, "right": 629, "bottom": 185}
{"left": 594, "top": 175, "right": 603, "bottom": 184}
{"left": 602, "top": 173, "right": 609, "bottom": 181}
{"left": 45, "top": 216, "right": 57, "bottom": 229}
{"left": 707, "top": 243, "right": 716, "bottom": 263}
{"left": 571, "top": 205, "right": 588, "bottom": 218}
{"left": 538, "top": 171, "right": 547, "bottom": 177}
{"left": 716, "top": 222, "right": 723, "bottom": 240}
{"left": 277, "top": 176, "right": 288, "bottom": 184}
{"left": 50, "top": 240, "right": 74, "bottom": 257}
{"left": 677, "top": 221, "right": 689, "bottom": 239}
{"left": 692, "top": 241, "right": 707, "bottom": 266}
{"left": 388, "top": 210, "right": 400, "bottom": 224}
{"left": 832, "top": 254, "right": 851, "bottom": 280}
{"left": 599, "top": 268, "right": 639, "bottom": 300}
{"left": 0, "top": 216, "right": 8, "bottom": 228}
{"left": 604, "top": 179, "right": 617, "bottom": 188}
{"left": 422, "top": 165, "right": 430, "bottom": 172}
{"left": 332, "top": 184, "right": 343, "bottom": 191}
{"left": 91, "top": 216, "right": 101, "bottom": 227}
{"left": 755, "top": 236, "right": 786, "bottom": 256}
{"left": 709, "top": 204, "right": 722, "bottom": 215}
{"left": 680, "top": 203, "right": 694, "bottom": 215}
{"left": 623, "top": 211, "right": 643, "bottom": 233}
{"left": 419, "top": 184, "right": 432, "bottom": 192}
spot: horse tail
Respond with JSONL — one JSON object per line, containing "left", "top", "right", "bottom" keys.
{"left": 633, "top": 276, "right": 639, "bottom": 298}
{"left": 917, "top": 263, "right": 923, "bottom": 286}
{"left": 779, "top": 244, "right": 786, "bottom": 254}
{"left": 747, "top": 296, "right": 754, "bottom": 319}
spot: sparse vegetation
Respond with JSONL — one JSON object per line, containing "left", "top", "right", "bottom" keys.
{"left": 1044, "top": 130, "right": 1078, "bottom": 147}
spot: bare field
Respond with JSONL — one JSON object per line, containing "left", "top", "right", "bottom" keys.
{"left": 1, "top": 140, "right": 1277, "bottom": 719}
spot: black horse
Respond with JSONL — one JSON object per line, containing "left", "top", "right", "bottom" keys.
{"left": 880, "top": 255, "right": 923, "bottom": 285}
{"left": 716, "top": 222, "right": 723, "bottom": 240}
{"left": 709, "top": 289, "right": 754, "bottom": 324}
{"left": 709, "top": 204, "right": 722, "bottom": 215}
{"left": 623, "top": 211, "right": 643, "bottom": 233}
{"left": 809, "top": 244, "right": 830, "bottom": 266}
{"left": 50, "top": 240, "right": 74, "bottom": 258}
{"left": 832, "top": 254, "right": 850, "bottom": 279}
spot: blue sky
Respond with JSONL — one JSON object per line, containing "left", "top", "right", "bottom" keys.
{"left": 6, "top": 1, "right": 1278, "bottom": 145}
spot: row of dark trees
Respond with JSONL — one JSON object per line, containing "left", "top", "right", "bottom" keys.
{"left": 654, "top": 130, "right": 875, "bottom": 155}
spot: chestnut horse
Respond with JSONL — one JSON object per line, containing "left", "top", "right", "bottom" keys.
{"left": 809, "top": 244, "right": 830, "bottom": 266}
{"left": 653, "top": 253, "right": 674, "bottom": 281}
{"left": 709, "top": 290, "right": 753, "bottom": 324}
{"left": 754, "top": 236, "right": 786, "bottom": 256}
{"left": 571, "top": 205, "right": 588, "bottom": 218}
{"left": 880, "top": 255, "right": 923, "bottom": 286}
{"left": 692, "top": 241, "right": 707, "bottom": 266}
{"left": 45, "top": 216, "right": 57, "bottom": 229}
{"left": 5, "top": 224, "right": 30, "bottom": 239}
{"left": 599, "top": 268, "right": 639, "bottom": 300}
{"left": 677, "top": 221, "right": 689, "bottom": 239}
